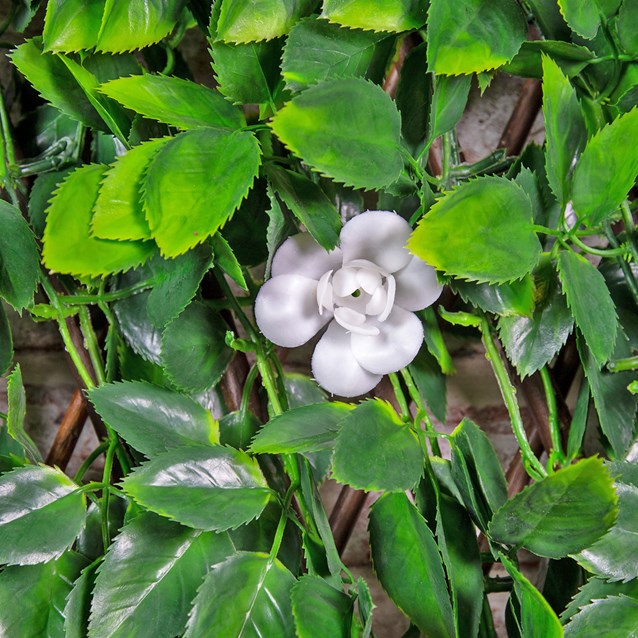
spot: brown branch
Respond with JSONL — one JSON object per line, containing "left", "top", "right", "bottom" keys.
{"left": 498, "top": 79, "right": 543, "bottom": 156}
{"left": 45, "top": 389, "right": 87, "bottom": 470}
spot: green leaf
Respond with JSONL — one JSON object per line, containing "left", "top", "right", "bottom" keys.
{"left": 88, "top": 512, "right": 234, "bottom": 638}
{"left": 89, "top": 380, "right": 219, "bottom": 457}
{"left": 97, "top": 0, "right": 187, "bottom": 53}
{"left": 0, "top": 465, "right": 86, "bottom": 565}
{"left": 291, "top": 575, "right": 353, "bottom": 638}
{"left": 268, "top": 167, "right": 341, "bottom": 250}
{"left": 449, "top": 418, "right": 507, "bottom": 532}
{"left": 542, "top": 56, "right": 587, "bottom": 206}
{"left": 219, "top": 410, "right": 261, "bottom": 449}
{"left": 7, "top": 365, "right": 42, "bottom": 463}
{"left": 562, "top": 576, "right": 638, "bottom": 622}
{"left": 489, "top": 457, "right": 617, "bottom": 558}
{"left": 161, "top": 301, "right": 233, "bottom": 393}
{"left": 100, "top": 74, "right": 244, "bottom": 130}
{"left": 0, "top": 552, "right": 87, "bottom": 638}
{"left": 282, "top": 16, "right": 389, "bottom": 93}
{"left": 184, "top": 552, "right": 296, "bottom": 637}
{"left": 64, "top": 563, "right": 96, "bottom": 638}
{"left": 369, "top": 493, "right": 455, "bottom": 638}
{"left": 427, "top": 0, "right": 526, "bottom": 74}
{"left": 564, "top": 595, "right": 638, "bottom": 637}
{"left": 0, "top": 304, "right": 12, "bottom": 376}
{"left": 332, "top": 399, "right": 422, "bottom": 492}
{"left": 11, "top": 38, "right": 103, "bottom": 129}
{"left": 122, "top": 444, "right": 271, "bottom": 531}
{"left": 211, "top": 233, "right": 247, "bottom": 290}
{"left": 216, "top": 0, "right": 315, "bottom": 43}
{"left": 576, "top": 461, "right": 638, "bottom": 582}
{"left": 321, "top": 0, "right": 427, "bottom": 32}
{"left": 617, "top": 0, "right": 638, "bottom": 56}
{"left": 43, "top": 164, "right": 154, "bottom": 277}
{"left": 396, "top": 42, "right": 430, "bottom": 152}
{"left": 428, "top": 74, "right": 472, "bottom": 142}
{"left": 454, "top": 276, "right": 536, "bottom": 317}
{"left": 409, "top": 176, "right": 541, "bottom": 284}
{"left": 557, "top": 0, "right": 604, "bottom": 39}
{"left": 557, "top": 250, "right": 618, "bottom": 367}
{"left": 500, "top": 555, "right": 563, "bottom": 638}
{"left": 29, "top": 169, "right": 74, "bottom": 239}
{"left": 143, "top": 128, "right": 261, "bottom": 257}
{"left": 503, "top": 40, "right": 595, "bottom": 78}
{"left": 92, "top": 138, "right": 169, "bottom": 241}
{"left": 571, "top": 108, "right": 638, "bottom": 226}
{"left": 270, "top": 78, "right": 403, "bottom": 190}
{"left": 284, "top": 372, "right": 327, "bottom": 408}
{"left": 407, "top": 345, "right": 447, "bottom": 423}
{"left": 43, "top": 0, "right": 103, "bottom": 51}
{"left": 250, "top": 402, "right": 352, "bottom": 454}
{"left": 0, "top": 200, "right": 40, "bottom": 312}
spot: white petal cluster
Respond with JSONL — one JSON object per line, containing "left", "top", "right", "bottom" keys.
{"left": 255, "top": 211, "right": 442, "bottom": 397}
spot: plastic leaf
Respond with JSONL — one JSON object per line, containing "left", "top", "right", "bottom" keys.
{"left": 321, "top": 0, "right": 426, "bottom": 32}
{"left": 42, "top": 0, "right": 103, "bottom": 52}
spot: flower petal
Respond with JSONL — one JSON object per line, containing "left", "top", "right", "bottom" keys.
{"left": 312, "top": 322, "right": 382, "bottom": 397}
{"left": 255, "top": 274, "right": 329, "bottom": 347}
{"left": 272, "top": 233, "right": 343, "bottom": 279}
{"left": 350, "top": 307, "right": 423, "bottom": 375}
{"left": 394, "top": 256, "right": 443, "bottom": 311}
{"left": 340, "top": 210, "right": 412, "bottom": 273}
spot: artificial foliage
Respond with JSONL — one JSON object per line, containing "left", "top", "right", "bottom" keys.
{"left": 0, "top": 0, "right": 637, "bottom": 636}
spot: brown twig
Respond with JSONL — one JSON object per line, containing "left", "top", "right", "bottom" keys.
{"left": 45, "top": 389, "right": 87, "bottom": 469}
{"left": 498, "top": 79, "right": 543, "bottom": 156}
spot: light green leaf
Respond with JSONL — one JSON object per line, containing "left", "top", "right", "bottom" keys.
{"left": 617, "top": 0, "right": 638, "bottom": 56}
{"left": 0, "top": 200, "right": 40, "bottom": 311}
{"left": 184, "top": 552, "right": 296, "bottom": 637}
{"left": 369, "top": 493, "right": 455, "bottom": 638}
{"left": 428, "top": 74, "right": 472, "bottom": 142}
{"left": 500, "top": 555, "right": 563, "bottom": 638}
{"left": 489, "top": 457, "right": 617, "bottom": 558}
{"left": 0, "top": 465, "right": 86, "bottom": 565}
{"left": 7, "top": 365, "right": 41, "bottom": 463}
{"left": 88, "top": 512, "right": 234, "bottom": 638}
{"left": 571, "top": 108, "right": 638, "bottom": 226}
{"left": 160, "top": 301, "right": 233, "bottom": 393}
{"left": 557, "top": 0, "right": 605, "bottom": 39}
{"left": 322, "top": 0, "right": 427, "bottom": 32}
{"left": 558, "top": 250, "right": 617, "bottom": 367}
{"left": 270, "top": 77, "right": 403, "bottom": 190}
{"left": 0, "top": 552, "right": 87, "bottom": 638}
{"left": 268, "top": 167, "right": 341, "bottom": 250}
{"left": 92, "top": 138, "right": 169, "bottom": 241}
{"left": 43, "top": 0, "right": 103, "bottom": 51}
{"left": 211, "top": 233, "right": 248, "bottom": 291}
{"left": 216, "top": 0, "right": 315, "bottom": 43}
{"left": 100, "top": 74, "right": 244, "bottom": 130}
{"left": 0, "top": 304, "right": 12, "bottom": 376}
{"left": 427, "top": 0, "right": 526, "bottom": 74}
{"left": 542, "top": 55, "right": 587, "bottom": 206}
{"left": 282, "top": 16, "right": 389, "bottom": 92}
{"left": 250, "top": 402, "right": 352, "bottom": 454}
{"left": 504, "top": 40, "right": 595, "bottom": 78}
{"left": 29, "top": 169, "right": 74, "bottom": 239}
{"left": 454, "top": 276, "right": 535, "bottom": 318}
{"left": 292, "top": 575, "right": 353, "bottom": 638}
{"left": 43, "top": 165, "right": 154, "bottom": 276}
{"left": 122, "top": 444, "right": 271, "bottom": 531}
{"left": 89, "top": 380, "right": 219, "bottom": 457}
{"left": 143, "top": 128, "right": 261, "bottom": 257}
{"left": 97, "top": 0, "right": 187, "bottom": 52}
{"left": 409, "top": 176, "right": 541, "bottom": 283}
{"left": 562, "top": 576, "right": 638, "bottom": 623}
{"left": 564, "top": 594, "right": 638, "bottom": 637}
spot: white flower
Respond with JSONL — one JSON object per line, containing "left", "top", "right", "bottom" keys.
{"left": 254, "top": 210, "right": 443, "bottom": 397}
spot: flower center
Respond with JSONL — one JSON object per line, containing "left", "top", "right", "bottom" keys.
{"left": 316, "top": 259, "right": 396, "bottom": 336}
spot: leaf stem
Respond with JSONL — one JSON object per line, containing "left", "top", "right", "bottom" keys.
{"left": 400, "top": 367, "right": 442, "bottom": 456}
{"left": 539, "top": 366, "right": 565, "bottom": 467}
{"left": 621, "top": 199, "right": 638, "bottom": 264}
{"left": 59, "top": 280, "right": 155, "bottom": 305}
{"left": 607, "top": 355, "right": 638, "bottom": 372}
{"left": 78, "top": 306, "right": 106, "bottom": 386}
{"left": 73, "top": 440, "right": 110, "bottom": 483}
{"left": 569, "top": 233, "right": 627, "bottom": 258}
{"left": 100, "top": 437, "right": 117, "bottom": 552}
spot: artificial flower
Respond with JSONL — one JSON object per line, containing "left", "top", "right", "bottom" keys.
{"left": 254, "top": 210, "right": 443, "bottom": 397}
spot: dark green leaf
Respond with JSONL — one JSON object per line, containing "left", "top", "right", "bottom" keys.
{"left": 284, "top": 373, "right": 327, "bottom": 408}
{"left": 0, "top": 304, "right": 12, "bottom": 376}
{"left": 332, "top": 399, "right": 422, "bottom": 491}
{"left": 7, "top": 364, "right": 41, "bottom": 463}
{"left": 503, "top": 40, "right": 595, "bottom": 78}
{"left": 489, "top": 457, "right": 617, "bottom": 558}
{"left": 144, "top": 128, "right": 261, "bottom": 257}
{"left": 0, "top": 465, "right": 86, "bottom": 565}
{"left": 566, "top": 378, "right": 589, "bottom": 461}
{"left": 265, "top": 184, "right": 295, "bottom": 277}
{"left": 409, "top": 176, "right": 541, "bottom": 284}
{"left": 0, "top": 200, "right": 40, "bottom": 312}
{"left": 42, "top": 164, "right": 154, "bottom": 277}
{"left": 250, "top": 402, "right": 352, "bottom": 454}
{"left": 321, "top": 0, "right": 426, "bottom": 32}
{"left": 564, "top": 595, "right": 638, "bottom": 637}
{"left": 88, "top": 512, "right": 234, "bottom": 638}
{"left": 617, "top": 0, "right": 638, "bottom": 56}
{"left": 428, "top": 74, "right": 472, "bottom": 142}
{"left": 562, "top": 576, "right": 638, "bottom": 622}
{"left": 557, "top": 0, "right": 603, "bottom": 38}
{"left": 396, "top": 43, "right": 430, "bottom": 153}
{"left": 184, "top": 552, "right": 296, "bottom": 638}
{"left": 454, "top": 276, "right": 535, "bottom": 318}
{"left": 0, "top": 552, "right": 87, "bottom": 638}
{"left": 89, "top": 380, "right": 219, "bottom": 457}
{"left": 558, "top": 250, "right": 617, "bottom": 367}
{"left": 407, "top": 345, "right": 447, "bottom": 423}
{"left": 572, "top": 108, "right": 638, "bottom": 226}
{"left": 369, "top": 493, "right": 454, "bottom": 638}
{"left": 28, "top": 169, "right": 73, "bottom": 239}
{"left": 291, "top": 575, "right": 353, "bottom": 638}
{"left": 427, "top": 0, "right": 526, "bottom": 74}
{"left": 269, "top": 167, "right": 341, "bottom": 250}
{"left": 219, "top": 411, "right": 261, "bottom": 449}
{"left": 64, "top": 563, "right": 96, "bottom": 638}
{"left": 101, "top": 75, "right": 244, "bottom": 130}
{"left": 42, "top": 0, "right": 103, "bottom": 51}
{"left": 161, "top": 301, "right": 233, "bottom": 393}
{"left": 282, "top": 16, "right": 389, "bottom": 93}
{"left": 270, "top": 78, "right": 403, "bottom": 190}
{"left": 122, "top": 444, "right": 271, "bottom": 531}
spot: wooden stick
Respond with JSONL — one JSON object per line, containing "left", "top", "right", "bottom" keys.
{"left": 45, "top": 389, "right": 87, "bottom": 469}
{"left": 498, "top": 79, "right": 543, "bottom": 156}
